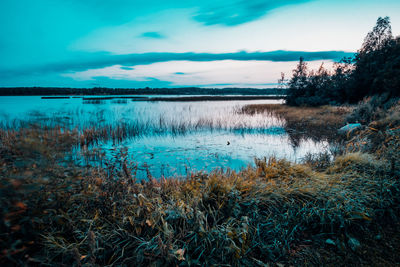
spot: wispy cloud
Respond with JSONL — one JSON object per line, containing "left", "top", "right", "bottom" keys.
{"left": 62, "top": 59, "right": 338, "bottom": 88}
{"left": 140, "top": 31, "right": 165, "bottom": 39}
{"left": 1, "top": 50, "right": 354, "bottom": 78}
{"left": 120, "top": 66, "right": 135, "bottom": 70}
{"left": 194, "top": 0, "right": 313, "bottom": 26}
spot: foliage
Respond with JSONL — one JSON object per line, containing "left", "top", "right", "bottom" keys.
{"left": 346, "top": 97, "right": 400, "bottom": 174}
{"left": 350, "top": 17, "right": 400, "bottom": 102}
{"left": 286, "top": 59, "right": 353, "bottom": 106}
{"left": 286, "top": 17, "right": 400, "bottom": 106}
{"left": 345, "top": 95, "right": 391, "bottom": 124}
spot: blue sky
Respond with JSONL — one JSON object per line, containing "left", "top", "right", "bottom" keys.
{"left": 0, "top": 0, "right": 399, "bottom": 88}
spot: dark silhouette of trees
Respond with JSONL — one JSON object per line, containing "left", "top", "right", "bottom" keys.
{"left": 349, "top": 17, "right": 399, "bottom": 102}
{"left": 286, "top": 57, "right": 309, "bottom": 105}
{"left": 286, "top": 17, "right": 400, "bottom": 106}
{"left": 361, "top": 16, "right": 393, "bottom": 53}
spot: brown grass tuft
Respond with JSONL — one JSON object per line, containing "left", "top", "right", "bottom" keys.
{"left": 240, "top": 104, "right": 352, "bottom": 142}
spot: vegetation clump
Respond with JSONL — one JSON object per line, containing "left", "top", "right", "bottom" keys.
{"left": 240, "top": 104, "right": 351, "bottom": 142}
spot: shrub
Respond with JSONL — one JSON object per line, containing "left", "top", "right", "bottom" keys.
{"left": 346, "top": 95, "right": 397, "bottom": 124}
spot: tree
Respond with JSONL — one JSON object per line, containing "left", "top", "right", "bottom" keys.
{"left": 360, "top": 16, "right": 393, "bottom": 54}
{"left": 286, "top": 57, "right": 308, "bottom": 105}
{"left": 277, "top": 72, "right": 287, "bottom": 89}
{"left": 283, "top": 17, "right": 399, "bottom": 106}
{"left": 350, "top": 17, "right": 398, "bottom": 102}
{"left": 330, "top": 58, "right": 354, "bottom": 103}
{"left": 289, "top": 57, "right": 308, "bottom": 89}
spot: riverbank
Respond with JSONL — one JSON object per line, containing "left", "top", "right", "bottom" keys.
{"left": 1, "top": 99, "right": 399, "bottom": 266}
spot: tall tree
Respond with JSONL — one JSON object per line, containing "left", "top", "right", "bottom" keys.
{"left": 350, "top": 17, "right": 397, "bottom": 102}
{"left": 360, "top": 16, "right": 393, "bottom": 54}
{"left": 286, "top": 57, "right": 308, "bottom": 105}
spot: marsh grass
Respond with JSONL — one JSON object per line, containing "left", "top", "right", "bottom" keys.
{"left": 240, "top": 104, "right": 352, "bottom": 144}
{"left": 1, "top": 101, "right": 400, "bottom": 265}
{"left": 1, "top": 117, "right": 400, "bottom": 265}
{"left": 0, "top": 107, "right": 285, "bottom": 147}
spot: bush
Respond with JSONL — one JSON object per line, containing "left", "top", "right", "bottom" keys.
{"left": 346, "top": 95, "right": 397, "bottom": 124}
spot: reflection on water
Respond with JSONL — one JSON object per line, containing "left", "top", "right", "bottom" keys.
{"left": 103, "top": 131, "right": 329, "bottom": 178}
{"left": 0, "top": 96, "right": 330, "bottom": 178}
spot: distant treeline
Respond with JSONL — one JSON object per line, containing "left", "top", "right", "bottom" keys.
{"left": 285, "top": 17, "right": 400, "bottom": 106}
{"left": 0, "top": 87, "right": 285, "bottom": 96}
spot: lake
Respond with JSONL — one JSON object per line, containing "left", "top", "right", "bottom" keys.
{"left": 0, "top": 96, "right": 330, "bottom": 178}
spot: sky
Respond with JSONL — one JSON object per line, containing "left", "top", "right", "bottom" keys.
{"left": 0, "top": 0, "right": 399, "bottom": 88}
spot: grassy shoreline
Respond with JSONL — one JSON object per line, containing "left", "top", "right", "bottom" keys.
{"left": 241, "top": 104, "right": 352, "bottom": 140}
{"left": 1, "top": 101, "right": 400, "bottom": 265}
{"left": 143, "top": 95, "right": 285, "bottom": 101}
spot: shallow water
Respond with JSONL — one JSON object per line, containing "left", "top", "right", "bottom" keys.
{"left": 0, "top": 96, "right": 330, "bottom": 178}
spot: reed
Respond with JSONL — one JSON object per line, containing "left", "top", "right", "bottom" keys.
{"left": 1, "top": 101, "right": 399, "bottom": 265}
{"left": 0, "top": 107, "right": 285, "bottom": 147}
{"left": 240, "top": 104, "right": 352, "bottom": 143}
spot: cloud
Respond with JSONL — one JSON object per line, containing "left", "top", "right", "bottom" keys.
{"left": 0, "top": 50, "right": 354, "bottom": 78}
{"left": 140, "top": 31, "right": 165, "bottom": 39}
{"left": 62, "top": 59, "right": 336, "bottom": 88}
{"left": 193, "top": 0, "right": 313, "bottom": 26}
{"left": 91, "top": 76, "right": 173, "bottom": 88}
{"left": 120, "top": 66, "right": 135, "bottom": 70}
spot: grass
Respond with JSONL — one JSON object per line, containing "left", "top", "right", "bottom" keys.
{"left": 241, "top": 104, "right": 352, "bottom": 144}
{"left": 0, "top": 100, "right": 399, "bottom": 266}
{"left": 0, "top": 106, "right": 284, "bottom": 147}
{"left": 241, "top": 104, "right": 351, "bottom": 131}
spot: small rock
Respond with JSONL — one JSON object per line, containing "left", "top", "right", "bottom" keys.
{"left": 338, "top": 123, "right": 362, "bottom": 134}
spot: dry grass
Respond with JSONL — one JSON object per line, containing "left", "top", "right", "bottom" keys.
{"left": 1, "top": 101, "right": 400, "bottom": 266}
{"left": 241, "top": 104, "right": 351, "bottom": 129}
{"left": 346, "top": 99, "right": 400, "bottom": 173}
{"left": 241, "top": 104, "right": 352, "bottom": 143}
{"left": 1, "top": 125, "right": 400, "bottom": 265}
{"left": 0, "top": 107, "right": 284, "bottom": 147}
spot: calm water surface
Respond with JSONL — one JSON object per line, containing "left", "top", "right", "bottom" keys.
{"left": 0, "top": 96, "right": 330, "bottom": 178}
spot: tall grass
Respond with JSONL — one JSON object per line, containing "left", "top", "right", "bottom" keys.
{"left": 240, "top": 104, "right": 352, "bottom": 146}
{"left": 1, "top": 101, "right": 399, "bottom": 265}
{"left": 1, "top": 124, "right": 400, "bottom": 265}
{"left": 0, "top": 106, "right": 285, "bottom": 147}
